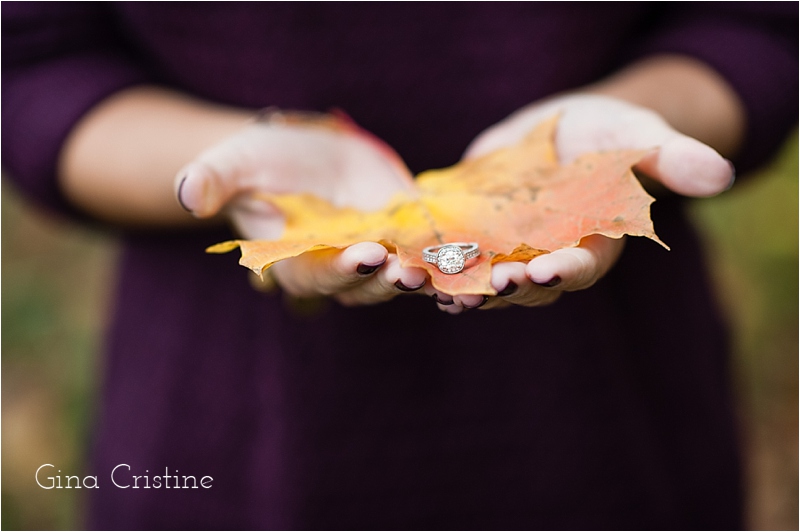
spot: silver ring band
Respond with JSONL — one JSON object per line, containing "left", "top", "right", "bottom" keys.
{"left": 422, "top": 242, "right": 480, "bottom": 274}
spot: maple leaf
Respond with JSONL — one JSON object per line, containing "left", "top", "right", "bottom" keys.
{"left": 208, "top": 116, "right": 667, "bottom": 296}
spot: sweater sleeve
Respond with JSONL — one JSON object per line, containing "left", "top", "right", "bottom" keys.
{"left": 632, "top": 2, "right": 798, "bottom": 173}
{"left": 1, "top": 2, "right": 151, "bottom": 217}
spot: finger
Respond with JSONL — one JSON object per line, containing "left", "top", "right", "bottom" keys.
{"left": 174, "top": 124, "right": 308, "bottom": 217}
{"left": 485, "top": 261, "right": 559, "bottom": 308}
{"left": 429, "top": 292, "right": 467, "bottom": 315}
{"left": 635, "top": 136, "right": 734, "bottom": 197}
{"left": 173, "top": 125, "right": 309, "bottom": 218}
{"left": 552, "top": 101, "right": 734, "bottom": 197}
{"left": 424, "top": 289, "right": 468, "bottom": 314}
{"left": 448, "top": 261, "right": 529, "bottom": 310}
{"left": 490, "top": 261, "right": 529, "bottom": 296}
{"left": 451, "top": 293, "right": 489, "bottom": 310}
{"left": 525, "top": 235, "right": 625, "bottom": 292}
{"left": 334, "top": 255, "right": 427, "bottom": 306}
{"left": 422, "top": 285, "right": 458, "bottom": 313}
{"left": 442, "top": 304, "right": 466, "bottom": 315}
{"left": 429, "top": 262, "right": 551, "bottom": 311}
{"left": 465, "top": 95, "right": 735, "bottom": 198}
{"left": 270, "top": 241, "right": 388, "bottom": 298}
{"left": 175, "top": 160, "right": 241, "bottom": 218}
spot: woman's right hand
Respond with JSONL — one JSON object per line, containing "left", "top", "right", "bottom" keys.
{"left": 175, "top": 112, "right": 428, "bottom": 305}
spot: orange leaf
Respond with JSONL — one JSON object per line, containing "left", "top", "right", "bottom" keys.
{"left": 209, "top": 116, "right": 667, "bottom": 296}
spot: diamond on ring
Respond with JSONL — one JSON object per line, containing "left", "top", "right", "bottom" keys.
{"left": 422, "top": 242, "right": 480, "bottom": 274}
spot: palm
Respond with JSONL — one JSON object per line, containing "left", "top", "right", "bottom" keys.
{"left": 443, "top": 94, "right": 734, "bottom": 311}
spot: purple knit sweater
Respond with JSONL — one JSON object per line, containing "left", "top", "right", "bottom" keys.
{"left": 3, "top": 3, "right": 797, "bottom": 529}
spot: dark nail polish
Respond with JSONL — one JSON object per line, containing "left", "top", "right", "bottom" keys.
{"left": 177, "top": 176, "right": 192, "bottom": 213}
{"left": 432, "top": 293, "right": 454, "bottom": 306}
{"left": 357, "top": 260, "right": 386, "bottom": 276}
{"left": 498, "top": 281, "right": 518, "bottom": 297}
{"left": 535, "top": 276, "right": 562, "bottom": 288}
{"left": 395, "top": 280, "right": 424, "bottom": 292}
{"left": 463, "top": 295, "right": 489, "bottom": 309}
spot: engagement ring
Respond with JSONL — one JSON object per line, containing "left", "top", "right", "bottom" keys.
{"left": 422, "top": 242, "right": 480, "bottom": 274}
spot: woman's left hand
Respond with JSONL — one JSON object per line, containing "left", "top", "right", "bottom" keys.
{"left": 428, "top": 94, "right": 736, "bottom": 314}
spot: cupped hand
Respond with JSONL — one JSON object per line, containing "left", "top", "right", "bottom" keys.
{"left": 175, "top": 112, "right": 427, "bottom": 304}
{"left": 431, "top": 94, "right": 735, "bottom": 313}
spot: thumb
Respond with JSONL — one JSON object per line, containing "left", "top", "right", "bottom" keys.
{"left": 174, "top": 124, "right": 270, "bottom": 217}
{"left": 634, "top": 135, "right": 735, "bottom": 198}
{"left": 175, "top": 161, "right": 242, "bottom": 218}
{"left": 464, "top": 94, "right": 736, "bottom": 198}
{"left": 551, "top": 97, "right": 736, "bottom": 198}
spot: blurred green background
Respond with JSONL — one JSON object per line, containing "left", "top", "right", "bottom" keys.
{"left": 2, "top": 134, "right": 798, "bottom": 530}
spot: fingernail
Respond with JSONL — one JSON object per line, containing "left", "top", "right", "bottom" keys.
{"left": 395, "top": 280, "right": 424, "bottom": 292}
{"left": 463, "top": 295, "right": 489, "bottom": 309}
{"left": 726, "top": 159, "right": 736, "bottom": 191}
{"left": 498, "top": 281, "right": 518, "bottom": 297}
{"left": 177, "top": 175, "right": 192, "bottom": 213}
{"left": 534, "top": 276, "right": 561, "bottom": 288}
{"left": 357, "top": 260, "right": 386, "bottom": 276}
{"left": 432, "top": 293, "right": 454, "bottom": 305}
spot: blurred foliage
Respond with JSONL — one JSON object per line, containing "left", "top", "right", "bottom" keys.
{"left": 1, "top": 134, "right": 797, "bottom": 530}
{"left": 1, "top": 187, "right": 117, "bottom": 530}
{"left": 687, "top": 130, "right": 799, "bottom": 530}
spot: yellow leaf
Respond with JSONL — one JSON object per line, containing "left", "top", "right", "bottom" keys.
{"left": 208, "top": 116, "right": 667, "bottom": 296}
